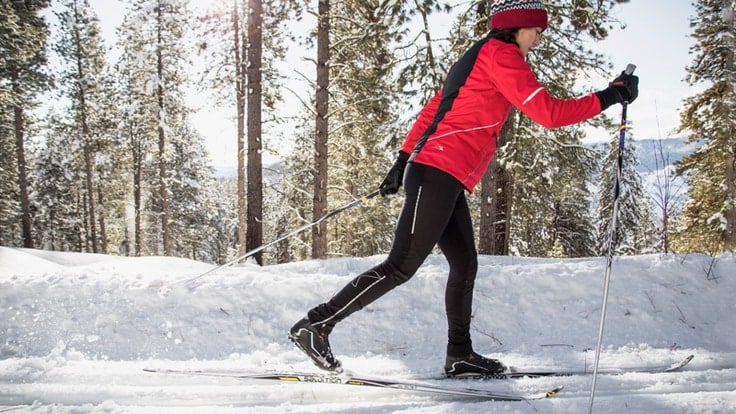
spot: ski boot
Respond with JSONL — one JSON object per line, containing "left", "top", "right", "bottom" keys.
{"left": 444, "top": 351, "right": 507, "bottom": 377}
{"left": 289, "top": 317, "right": 342, "bottom": 372}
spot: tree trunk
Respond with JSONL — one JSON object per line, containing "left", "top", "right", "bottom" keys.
{"left": 13, "top": 100, "right": 33, "bottom": 248}
{"left": 77, "top": 193, "right": 85, "bottom": 251}
{"left": 97, "top": 185, "right": 108, "bottom": 254}
{"left": 479, "top": 168, "right": 493, "bottom": 254}
{"left": 312, "top": 0, "right": 330, "bottom": 259}
{"left": 132, "top": 136, "right": 143, "bottom": 256}
{"left": 480, "top": 118, "right": 514, "bottom": 255}
{"left": 156, "top": 1, "right": 171, "bottom": 255}
{"left": 246, "top": 0, "right": 264, "bottom": 265}
{"left": 72, "top": 0, "right": 99, "bottom": 253}
{"left": 488, "top": 161, "right": 513, "bottom": 255}
{"left": 723, "top": 3, "right": 736, "bottom": 251}
{"left": 234, "top": 0, "right": 247, "bottom": 261}
{"left": 724, "top": 148, "right": 736, "bottom": 250}
{"left": 82, "top": 147, "right": 98, "bottom": 252}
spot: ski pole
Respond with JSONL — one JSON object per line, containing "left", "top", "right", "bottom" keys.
{"left": 588, "top": 63, "right": 636, "bottom": 414}
{"left": 182, "top": 190, "right": 381, "bottom": 287}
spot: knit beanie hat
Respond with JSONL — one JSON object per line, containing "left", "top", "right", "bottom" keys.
{"left": 488, "top": 0, "right": 548, "bottom": 31}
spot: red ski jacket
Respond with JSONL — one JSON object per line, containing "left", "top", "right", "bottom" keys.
{"left": 400, "top": 37, "right": 602, "bottom": 192}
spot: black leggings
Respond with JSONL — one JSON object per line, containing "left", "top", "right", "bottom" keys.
{"left": 308, "top": 163, "right": 478, "bottom": 357}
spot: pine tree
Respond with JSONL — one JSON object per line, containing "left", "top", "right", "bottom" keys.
{"left": 278, "top": 0, "right": 411, "bottom": 260}
{"left": 312, "top": 0, "right": 330, "bottom": 259}
{"left": 166, "top": 124, "right": 217, "bottom": 261}
{"left": 548, "top": 128, "right": 598, "bottom": 257}
{"left": 116, "top": 0, "right": 194, "bottom": 256}
{"left": 205, "top": 177, "right": 239, "bottom": 264}
{"left": 279, "top": 127, "right": 316, "bottom": 262}
{"left": 508, "top": 125, "right": 598, "bottom": 257}
{"left": 33, "top": 112, "right": 85, "bottom": 251}
{"left": 596, "top": 128, "right": 653, "bottom": 255}
{"left": 245, "top": 0, "right": 264, "bottom": 264}
{"left": 91, "top": 68, "right": 130, "bottom": 255}
{"left": 396, "top": 0, "right": 452, "bottom": 119}
{"left": 324, "top": 0, "right": 410, "bottom": 257}
{"left": 0, "top": 0, "right": 52, "bottom": 247}
{"left": 115, "top": 62, "right": 154, "bottom": 255}
{"left": 52, "top": 0, "right": 111, "bottom": 253}
{"left": 674, "top": 0, "right": 736, "bottom": 253}
{"left": 197, "top": 0, "right": 292, "bottom": 264}
{"left": 0, "top": 121, "right": 19, "bottom": 244}
{"left": 117, "top": 1, "right": 158, "bottom": 256}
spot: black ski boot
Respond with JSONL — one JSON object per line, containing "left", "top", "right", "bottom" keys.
{"left": 444, "top": 351, "right": 507, "bottom": 377}
{"left": 289, "top": 317, "right": 342, "bottom": 372}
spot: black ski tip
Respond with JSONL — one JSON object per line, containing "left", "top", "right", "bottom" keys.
{"left": 664, "top": 354, "right": 695, "bottom": 372}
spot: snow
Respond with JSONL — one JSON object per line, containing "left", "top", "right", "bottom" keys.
{"left": 1, "top": 247, "right": 735, "bottom": 413}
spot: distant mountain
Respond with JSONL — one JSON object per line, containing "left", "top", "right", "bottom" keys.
{"left": 635, "top": 137, "right": 701, "bottom": 174}
{"left": 213, "top": 160, "right": 283, "bottom": 183}
{"left": 589, "top": 136, "right": 699, "bottom": 213}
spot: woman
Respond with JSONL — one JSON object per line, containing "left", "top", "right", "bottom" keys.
{"left": 289, "top": 0, "right": 638, "bottom": 376}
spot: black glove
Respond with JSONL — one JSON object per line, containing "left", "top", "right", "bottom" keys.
{"left": 595, "top": 70, "right": 639, "bottom": 111}
{"left": 379, "top": 151, "right": 410, "bottom": 196}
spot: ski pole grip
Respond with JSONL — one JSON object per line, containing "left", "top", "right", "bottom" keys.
{"left": 624, "top": 64, "right": 636, "bottom": 75}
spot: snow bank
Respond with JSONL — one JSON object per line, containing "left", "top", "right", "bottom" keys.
{"left": 1, "top": 247, "right": 734, "bottom": 413}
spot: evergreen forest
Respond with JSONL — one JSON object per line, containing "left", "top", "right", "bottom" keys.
{"left": 2, "top": 0, "right": 734, "bottom": 264}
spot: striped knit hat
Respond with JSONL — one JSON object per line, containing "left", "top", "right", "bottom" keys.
{"left": 488, "top": 0, "right": 548, "bottom": 31}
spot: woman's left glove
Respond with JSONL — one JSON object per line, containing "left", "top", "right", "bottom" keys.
{"left": 379, "top": 151, "right": 410, "bottom": 196}
{"left": 595, "top": 70, "right": 639, "bottom": 111}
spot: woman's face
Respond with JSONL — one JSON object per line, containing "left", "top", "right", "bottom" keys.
{"left": 516, "top": 27, "right": 543, "bottom": 55}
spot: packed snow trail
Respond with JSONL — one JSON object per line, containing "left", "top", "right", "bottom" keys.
{"left": 1, "top": 247, "right": 735, "bottom": 413}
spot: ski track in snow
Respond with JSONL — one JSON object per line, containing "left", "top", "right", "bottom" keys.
{"left": 1, "top": 247, "right": 735, "bottom": 413}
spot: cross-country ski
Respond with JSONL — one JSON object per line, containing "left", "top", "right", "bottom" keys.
{"left": 428, "top": 354, "right": 695, "bottom": 380}
{"left": 143, "top": 368, "right": 563, "bottom": 401}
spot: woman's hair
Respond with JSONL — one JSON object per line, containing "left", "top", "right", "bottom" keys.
{"left": 488, "top": 28, "right": 519, "bottom": 47}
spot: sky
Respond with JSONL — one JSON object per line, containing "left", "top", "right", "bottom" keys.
{"left": 583, "top": 0, "right": 700, "bottom": 142}
{"left": 81, "top": 0, "right": 701, "bottom": 169}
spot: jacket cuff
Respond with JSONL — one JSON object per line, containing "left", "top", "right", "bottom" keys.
{"left": 397, "top": 150, "right": 410, "bottom": 164}
{"left": 595, "top": 87, "right": 623, "bottom": 111}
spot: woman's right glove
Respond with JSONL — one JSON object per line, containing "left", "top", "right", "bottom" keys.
{"left": 595, "top": 70, "right": 639, "bottom": 111}
{"left": 379, "top": 151, "right": 410, "bottom": 196}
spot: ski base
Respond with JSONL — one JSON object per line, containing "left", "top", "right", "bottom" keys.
{"left": 143, "top": 368, "right": 561, "bottom": 401}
